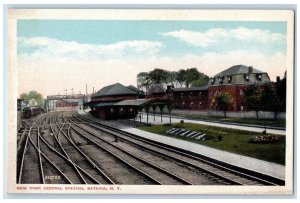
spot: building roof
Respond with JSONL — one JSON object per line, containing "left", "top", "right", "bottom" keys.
{"left": 148, "top": 84, "right": 165, "bottom": 94}
{"left": 127, "top": 85, "right": 140, "bottom": 93}
{"left": 94, "top": 102, "right": 117, "bottom": 107}
{"left": 173, "top": 86, "right": 208, "bottom": 92}
{"left": 114, "top": 98, "right": 170, "bottom": 107}
{"left": 213, "top": 65, "right": 264, "bottom": 78}
{"left": 114, "top": 99, "right": 150, "bottom": 106}
{"left": 58, "top": 99, "right": 79, "bottom": 104}
{"left": 94, "top": 83, "right": 138, "bottom": 97}
{"left": 87, "top": 98, "right": 171, "bottom": 108}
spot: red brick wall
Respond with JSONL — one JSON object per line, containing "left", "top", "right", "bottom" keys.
{"left": 173, "top": 90, "right": 208, "bottom": 110}
{"left": 56, "top": 100, "right": 78, "bottom": 107}
{"left": 208, "top": 85, "right": 248, "bottom": 111}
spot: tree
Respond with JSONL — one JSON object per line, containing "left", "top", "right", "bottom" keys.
{"left": 176, "top": 68, "right": 209, "bottom": 88}
{"left": 262, "top": 83, "right": 282, "bottom": 119}
{"left": 176, "top": 69, "right": 186, "bottom": 87}
{"left": 276, "top": 73, "right": 286, "bottom": 112}
{"left": 137, "top": 67, "right": 209, "bottom": 89}
{"left": 137, "top": 72, "right": 151, "bottom": 90}
{"left": 244, "top": 84, "right": 263, "bottom": 119}
{"left": 215, "top": 91, "right": 233, "bottom": 118}
{"left": 167, "top": 71, "right": 178, "bottom": 86}
{"left": 20, "top": 90, "right": 44, "bottom": 107}
{"left": 148, "top": 68, "right": 170, "bottom": 85}
{"left": 191, "top": 72, "right": 209, "bottom": 87}
{"left": 183, "top": 68, "right": 201, "bottom": 87}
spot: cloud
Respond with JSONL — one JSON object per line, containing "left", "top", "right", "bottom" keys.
{"left": 160, "top": 27, "right": 286, "bottom": 47}
{"left": 18, "top": 37, "right": 164, "bottom": 59}
{"left": 18, "top": 49, "right": 286, "bottom": 96}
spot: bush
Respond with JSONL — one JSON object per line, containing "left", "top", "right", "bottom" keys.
{"left": 217, "top": 135, "right": 223, "bottom": 141}
{"left": 180, "top": 120, "right": 184, "bottom": 124}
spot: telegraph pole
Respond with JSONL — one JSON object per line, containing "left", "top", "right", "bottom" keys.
{"left": 86, "top": 84, "right": 88, "bottom": 103}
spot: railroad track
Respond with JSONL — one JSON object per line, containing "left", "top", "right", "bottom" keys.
{"left": 17, "top": 111, "right": 284, "bottom": 185}
{"left": 18, "top": 114, "right": 71, "bottom": 184}
{"left": 64, "top": 116, "right": 194, "bottom": 185}
{"left": 71, "top": 111, "right": 285, "bottom": 186}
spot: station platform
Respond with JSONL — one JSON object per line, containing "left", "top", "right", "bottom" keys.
{"left": 122, "top": 128, "right": 285, "bottom": 180}
{"left": 78, "top": 109, "right": 285, "bottom": 180}
{"left": 133, "top": 112, "right": 286, "bottom": 135}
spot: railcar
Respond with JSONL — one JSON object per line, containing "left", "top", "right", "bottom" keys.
{"left": 22, "top": 106, "right": 43, "bottom": 118}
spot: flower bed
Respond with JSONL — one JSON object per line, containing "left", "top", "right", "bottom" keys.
{"left": 249, "top": 135, "right": 280, "bottom": 144}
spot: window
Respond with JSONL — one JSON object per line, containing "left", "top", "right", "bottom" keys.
{"left": 257, "top": 74, "right": 262, "bottom": 81}
{"left": 244, "top": 74, "right": 249, "bottom": 81}
{"left": 111, "top": 108, "right": 114, "bottom": 112}
{"left": 227, "top": 76, "right": 232, "bottom": 83}
{"left": 190, "top": 102, "right": 194, "bottom": 106}
{"left": 240, "top": 89, "right": 244, "bottom": 96}
{"left": 120, "top": 107, "right": 123, "bottom": 112}
{"left": 218, "top": 77, "right": 223, "bottom": 84}
{"left": 211, "top": 78, "right": 215, "bottom": 84}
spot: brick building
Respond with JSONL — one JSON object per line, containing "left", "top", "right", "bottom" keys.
{"left": 88, "top": 83, "right": 144, "bottom": 119}
{"left": 207, "top": 65, "right": 271, "bottom": 111}
{"left": 173, "top": 86, "right": 209, "bottom": 110}
{"left": 169, "top": 64, "right": 271, "bottom": 112}
{"left": 86, "top": 65, "right": 273, "bottom": 119}
{"left": 56, "top": 99, "right": 79, "bottom": 111}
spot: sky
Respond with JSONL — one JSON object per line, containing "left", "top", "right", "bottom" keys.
{"left": 17, "top": 20, "right": 287, "bottom": 97}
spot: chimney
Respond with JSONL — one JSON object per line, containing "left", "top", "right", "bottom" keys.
{"left": 276, "top": 76, "right": 280, "bottom": 83}
{"left": 248, "top": 66, "right": 253, "bottom": 74}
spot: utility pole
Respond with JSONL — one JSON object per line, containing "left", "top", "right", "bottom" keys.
{"left": 86, "top": 84, "right": 88, "bottom": 103}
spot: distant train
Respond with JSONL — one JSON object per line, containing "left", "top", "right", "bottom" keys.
{"left": 22, "top": 106, "right": 43, "bottom": 118}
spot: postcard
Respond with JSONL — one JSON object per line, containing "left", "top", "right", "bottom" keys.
{"left": 7, "top": 9, "right": 294, "bottom": 194}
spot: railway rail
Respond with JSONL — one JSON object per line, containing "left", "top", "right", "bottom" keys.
{"left": 17, "top": 111, "right": 285, "bottom": 185}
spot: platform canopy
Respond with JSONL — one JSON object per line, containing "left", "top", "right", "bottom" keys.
{"left": 114, "top": 98, "right": 170, "bottom": 108}
{"left": 94, "top": 102, "right": 117, "bottom": 107}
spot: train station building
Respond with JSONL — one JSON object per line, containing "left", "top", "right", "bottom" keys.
{"left": 86, "top": 83, "right": 172, "bottom": 121}
{"left": 85, "top": 65, "right": 275, "bottom": 120}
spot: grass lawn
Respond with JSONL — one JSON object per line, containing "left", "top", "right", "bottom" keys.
{"left": 172, "top": 113, "right": 286, "bottom": 128}
{"left": 139, "top": 122, "right": 286, "bottom": 165}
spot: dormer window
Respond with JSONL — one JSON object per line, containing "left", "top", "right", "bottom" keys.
{"left": 218, "top": 77, "right": 224, "bottom": 84}
{"left": 257, "top": 74, "right": 262, "bottom": 81}
{"left": 244, "top": 74, "right": 249, "bottom": 81}
{"left": 227, "top": 76, "right": 232, "bottom": 83}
